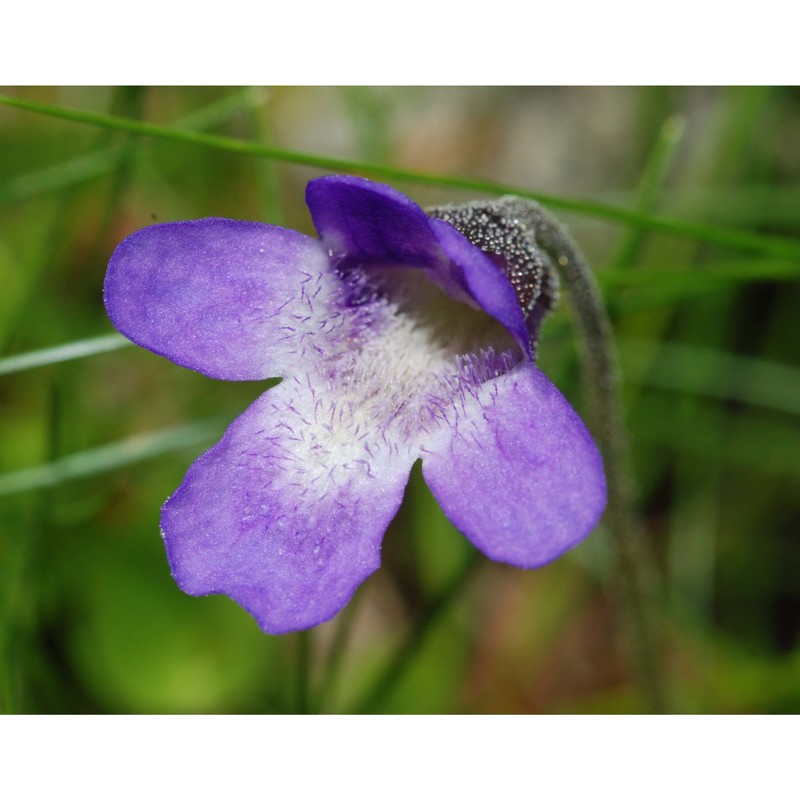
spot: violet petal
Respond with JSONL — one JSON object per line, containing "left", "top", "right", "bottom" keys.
{"left": 104, "top": 218, "right": 331, "bottom": 381}
{"left": 161, "top": 376, "right": 415, "bottom": 634}
{"left": 306, "top": 174, "right": 442, "bottom": 268}
{"left": 421, "top": 363, "right": 607, "bottom": 567}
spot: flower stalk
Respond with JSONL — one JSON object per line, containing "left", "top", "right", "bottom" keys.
{"left": 514, "top": 199, "right": 666, "bottom": 713}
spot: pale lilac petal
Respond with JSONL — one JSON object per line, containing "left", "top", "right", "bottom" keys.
{"left": 421, "top": 363, "right": 606, "bottom": 567}
{"left": 104, "top": 218, "right": 331, "bottom": 381}
{"left": 161, "top": 374, "right": 415, "bottom": 634}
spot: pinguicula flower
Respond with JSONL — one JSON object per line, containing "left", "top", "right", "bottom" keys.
{"left": 105, "top": 175, "right": 606, "bottom": 634}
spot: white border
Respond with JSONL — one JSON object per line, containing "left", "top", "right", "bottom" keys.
{"left": 3, "top": 2, "right": 797, "bottom": 85}
{"left": 1, "top": 715, "right": 796, "bottom": 797}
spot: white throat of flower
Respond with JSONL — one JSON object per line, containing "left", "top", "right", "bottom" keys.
{"left": 258, "top": 260, "right": 521, "bottom": 502}
{"left": 257, "top": 199, "right": 562, "bottom": 505}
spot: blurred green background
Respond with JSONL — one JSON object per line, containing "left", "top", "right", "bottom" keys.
{"left": 0, "top": 86, "right": 798, "bottom": 714}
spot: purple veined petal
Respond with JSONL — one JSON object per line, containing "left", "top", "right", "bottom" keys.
{"left": 421, "top": 363, "right": 607, "bottom": 568}
{"left": 306, "top": 174, "right": 443, "bottom": 269}
{"left": 161, "top": 371, "right": 417, "bottom": 634}
{"left": 104, "top": 218, "right": 333, "bottom": 381}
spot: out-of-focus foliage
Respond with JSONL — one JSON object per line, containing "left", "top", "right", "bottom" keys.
{"left": 0, "top": 86, "right": 798, "bottom": 713}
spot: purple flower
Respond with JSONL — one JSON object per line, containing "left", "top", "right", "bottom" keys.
{"left": 104, "top": 175, "right": 606, "bottom": 634}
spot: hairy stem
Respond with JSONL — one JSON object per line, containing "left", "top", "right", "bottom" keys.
{"left": 519, "top": 199, "right": 666, "bottom": 712}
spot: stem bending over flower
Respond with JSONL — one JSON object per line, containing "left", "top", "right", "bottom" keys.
{"left": 425, "top": 196, "right": 665, "bottom": 711}
{"left": 511, "top": 199, "right": 666, "bottom": 713}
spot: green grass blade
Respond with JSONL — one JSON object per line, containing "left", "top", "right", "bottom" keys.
{"left": 2, "top": 94, "right": 800, "bottom": 259}
{"left": 619, "top": 338, "right": 800, "bottom": 416}
{"left": 246, "top": 87, "right": 285, "bottom": 227}
{"left": 610, "top": 115, "right": 686, "bottom": 270}
{"left": 0, "top": 418, "right": 225, "bottom": 497}
{"left": 633, "top": 400, "right": 800, "bottom": 479}
{"left": 0, "top": 89, "right": 260, "bottom": 206}
{"left": 0, "top": 333, "right": 131, "bottom": 376}
{"left": 601, "top": 259, "right": 800, "bottom": 288}
{"left": 354, "top": 551, "right": 481, "bottom": 713}
{"left": 598, "top": 257, "right": 800, "bottom": 314}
